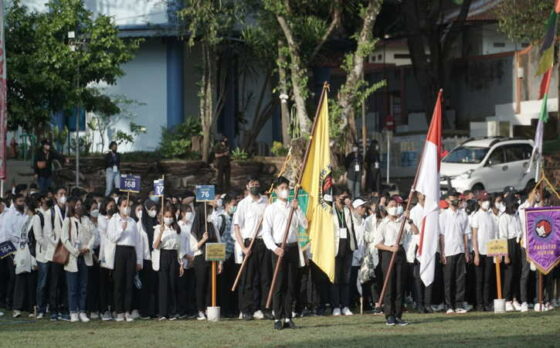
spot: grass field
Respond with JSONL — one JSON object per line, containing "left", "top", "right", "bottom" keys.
{"left": 1, "top": 309, "right": 559, "bottom": 348}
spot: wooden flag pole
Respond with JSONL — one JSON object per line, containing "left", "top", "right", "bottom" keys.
{"left": 161, "top": 175, "right": 165, "bottom": 214}
{"left": 204, "top": 201, "right": 217, "bottom": 307}
{"left": 265, "top": 82, "right": 329, "bottom": 309}
{"left": 495, "top": 257, "right": 503, "bottom": 299}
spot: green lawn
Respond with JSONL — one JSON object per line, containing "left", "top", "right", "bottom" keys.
{"left": 0, "top": 310, "right": 559, "bottom": 348}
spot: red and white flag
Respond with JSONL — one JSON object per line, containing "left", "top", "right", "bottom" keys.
{"left": 414, "top": 90, "right": 443, "bottom": 286}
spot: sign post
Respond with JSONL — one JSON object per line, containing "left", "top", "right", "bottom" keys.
{"left": 487, "top": 238, "right": 508, "bottom": 312}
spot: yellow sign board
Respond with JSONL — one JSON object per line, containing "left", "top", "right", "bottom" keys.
{"left": 486, "top": 239, "right": 508, "bottom": 257}
{"left": 205, "top": 243, "right": 226, "bottom": 262}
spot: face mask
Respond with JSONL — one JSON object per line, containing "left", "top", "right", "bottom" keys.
{"left": 90, "top": 209, "right": 99, "bottom": 218}
{"left": 216, "top": 199, "right": 223, "bottom": 207}
{"left": 481, "top": 201, "right": 490, "bottom": 210}
{"left": 249, "top": 187, "right": 260, "bottom": 196}
{"left": 148, "top": 209, "right": 157, "bottom": 218}
{"left": 387, "top": 207, "right": 398, "bottom": 217}
{"left": 150, "top": 195, "right": 159, "bottom": 203}
{"left": 136, "top": 210, "right": 143, "bottom": 219}
{"left": 58, "top": 195, "right": 67, "bottom": 205}
{"left": 278, "top": 189, "right": 289, "bottom": 200}
{"left": 451, "top": 199, "right": 460, "bottom": 207}
{"left": 396, "top": 205, "right": 404, "bottom": 216}
{"left": 164, "top": 217, "right": 173, "bottom": 226}
{"left": 120, "top": 206, "right": 131, "bottom": 216}
{"left": 15, "top": 204, "right": 25, "bottom": 213}
{"left": 184, "top": 212, "right": 193, "bottom": 221}
{"left": 497, "top": 203, "right": 506, "bottom": 213}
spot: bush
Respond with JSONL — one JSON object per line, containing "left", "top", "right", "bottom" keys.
{"left": 231, "top": 147, "right": 249, "bottom": 161}
{"left": 159, "top": 118, "right": 202, "bottom": 159}
{"left": 270, "top": 141, "right": 289, "bottom": 157}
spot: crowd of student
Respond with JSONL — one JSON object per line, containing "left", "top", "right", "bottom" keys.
{"left": 0, "top": 176, "right": 559, "bottom": 329}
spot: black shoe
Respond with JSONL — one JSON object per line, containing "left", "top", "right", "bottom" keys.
{"left": 274, "top": 321, "right": 283, "bottom": 330}
{"left": 373, "top": 307, "right": 383, "bottom": 315}
{"left": 475, "top": 305, "right": 484, "bottom": 312}
{"left": 263, "top": 310, "right": 274, "bottom": 320}
{"left": 395, "top": 318, "right": 409, "bottom": 326}
{"left": 385, "top": 316, "right": 396, "bottom": 326}
{"left": 417, "top": 305, "right": 426, "bottom": 313}
{"left": 424, "top": 306, "right": 434, "bottom": 313}
{"left": 242, "top": 313, "right": 253, "bottom": 321}
{"left": 284, "top": 319, "right": 297, "bottom": 329}
{"left": 316, "top": 307, "right": 326, "bottom": 316}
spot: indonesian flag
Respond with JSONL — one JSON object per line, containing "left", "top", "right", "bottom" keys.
{"left": 414, "top": 90, "right": 443, "bottom": 286}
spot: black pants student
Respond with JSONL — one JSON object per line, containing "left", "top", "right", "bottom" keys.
{"left": 86, "top": 258, "right": 100, "bottom": 313}
{"left": 99, "top": 267, "right": 113, "bottom": 313}
{"left": 504, "top": 238, "right": 521, "bottom": 301}
{"left": 475, "top": 254, "right": 494, "bottom": 309}
{"left": 49, "top": 262, "right": 68, "bottom": 314}
{"left": 178, "top": 268, "right": 196, "bottom": 316}
{"left": 218, "top": 257, "right": 237, "bottom": 317}
{"left": 413, "top": 260, "right": 433, "bottom": 309}
{"left": 330, "top": 240, "right": 353, "bottom": 309}
{"left": 193, "top": 255, "right": 211, "bottom": 312}
{"left": 139, "top": 260, "right": 157, "bottom": 317}
{"left": 271, "top": 243, "right": 299, "bottom": 321}
{"left": 310, "top": 261, "right": 330, "bottom": 312}
{"left": 520, "top": 248, "right": 533, "bottom": 304}
{"left": 444, "top": 253, "right": 466, "bottom": 310}
{"left": 239, "top": 239, "right": 271, "bottom": 315}
{"left": 113, "top": 246, "right": 136, "bottom": 314}
{"left": 381, "top": 248, "right": 406, "bottom": 319}
{"left": 13, "top": 271, "right": 36, "bottom": 312}
{"left": 158, "top": 249, "right": 179, "bottom": 318}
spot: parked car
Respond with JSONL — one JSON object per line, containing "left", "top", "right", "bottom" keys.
{"left": 440, "top": 137, "right": 535, "bottom": 194}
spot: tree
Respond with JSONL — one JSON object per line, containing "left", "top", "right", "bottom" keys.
{"left": 496, "top": 0, "right": 553, "bottom": 42}
{"left": 6, "top": 0, "right": 139, "bottom": 136}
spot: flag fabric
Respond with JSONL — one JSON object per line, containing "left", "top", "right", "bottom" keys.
{"left": 0, "top": 2, "right": 7, "bottom": 181}
{"left": 539, "top": 68, "right": 552, "bottom": 99}
{"left": 527, "top": 67, "right": 553, "bottom": 175}
{"left": 301, "top": 86, "right": 336, "bottom": 282}
{"left": 536, "top": 11, "right": 557, "bottom": 76}
{"left": 414, "top": 90, "right": 443, "bottom": 287}
{"left": 556, "top": 0, "right": 560, "bottom": 14}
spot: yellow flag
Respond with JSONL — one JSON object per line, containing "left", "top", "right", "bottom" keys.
{"left": 300, "top": 86, "right": 336, "bottom": 282}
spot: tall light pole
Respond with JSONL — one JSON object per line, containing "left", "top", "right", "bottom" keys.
{"left": 68, "top": 30, "right": 81, "bottom": 188}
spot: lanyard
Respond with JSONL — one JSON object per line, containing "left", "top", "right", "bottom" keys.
{"left": 336, "top": 208, "right": 346, "bottom": 228}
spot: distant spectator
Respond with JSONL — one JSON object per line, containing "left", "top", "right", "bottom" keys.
{"left": 214, "top": 136, "right": 231, "bottom": 192}
{"left": 345, "top": 144, "right": 363, "bottom": 198}
{"left": 105, "top": 142, "right": 121, "bottom": 197}
{"left": 34, "top": 139, "right": 67, "bottom": 194}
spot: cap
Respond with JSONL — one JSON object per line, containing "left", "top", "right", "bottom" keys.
{"left": 476, "top": 191, "right": 489, "bottom": 201}
{"left": 352, "top": 198, "right": 367, "bottom": 209}
{"left": 503, "top": 186, "right": 517, "bottom": 194}
{"left": 439, "top": 200, "right": 449, "bottom": 209}
{"left": 391, "top": 195, "right": 404, "bottom": 204}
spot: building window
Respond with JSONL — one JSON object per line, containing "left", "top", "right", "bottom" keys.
{"left": 521, "top": 43, "right": 529, "bottom": 47}
{"left": 493, "top": 42, "right": 506, "bottom": 48}
{"left": 394, "top": 54, "right": 410, "bottom": 59}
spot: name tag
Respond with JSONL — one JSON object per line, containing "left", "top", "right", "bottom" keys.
{"left": 339, "top": 228, "right": 348, "bottom": 239}
{"left": 354, "top": 164, "right": 360, "bottom": 172}
{"left": 374, "top": 162, "right": 379, "bottom": 169}
{"left": 113, "top": 165, "right": 118, "bottom": 172}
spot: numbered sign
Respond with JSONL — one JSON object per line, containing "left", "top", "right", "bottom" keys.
{"left": 0, "top": 241, "right": 16, "bottom": 259}
{"left": 153, "top": 179, "right": 164, "bottom": 196}
{"left": 120, "top": 174, "right": 141, "bottom": 193}
{"left": 196, "top": 185, "right": 215, "bottom": 202}
{"left": 205, "top": 243, "right": 226, "bottom": 262}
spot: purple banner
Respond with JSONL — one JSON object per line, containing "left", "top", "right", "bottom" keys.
{"left": 525, "top": 207, "right": 560, "bottom": 274}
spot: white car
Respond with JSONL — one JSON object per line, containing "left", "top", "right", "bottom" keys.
{"left": 440, "top": 137, "right": 535, "bottom": 193}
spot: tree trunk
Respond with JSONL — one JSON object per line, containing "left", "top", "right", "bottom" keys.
{"left": 200, "top": 42, "right": 214, "bottom": 163}
{"left": 278, "top": 40, "right": 291, "bottom": 146}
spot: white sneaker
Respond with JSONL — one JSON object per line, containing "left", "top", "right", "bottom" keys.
{"left": 238, "top": 313, "right": 243, "bottom": 320}
{"left": 90, "top": 312, "right": 99, "bottom": 320}
{"left": 125, "top": 312, "right": 134, "bottom": 322}
{"left": 342, "top": 307, "right": 353, "bottom": 316}
{"left": 159, "top": 316, "right": 167, "bottom": 321}
{"left": 70, "top": 313, "right": 79, "bottom": 322}
{"left": 36, "top": 313, "right": 44, "bottom": 320}
{"left": 455, "top": 308, "right": 467, "bottom": 314}
{"left": 115, "top": 313, "right": 125, "bottom": 322}
{"left": 512, "top": 301, "right": 522, "bottom": 311}
{"left": 446, "top": 308, "right": 455, "bottom": 314}
{"left": 544, "top": 303, "right": 553, "bottom": 311}
{"left": 253, "top": 310, "right": 264, "bottom": 320}
{"left": 332, "top": 308, "right": 341, "bottom": 316}
{"left": 79, "top": 313, "right": 90, "bottom": 323}
{"left": 520, "top": 302, "right": 529, "bottom": 312}
{"left": 534, "top": 303, "right": 543, "bottom": 312}
{"left": 101, "top": 311, "right": 113, "bottom": 321}
{"left": 131, "top": 309, "right": 140, "bottom": 319}
{"left": 197, "top": 311, "right": 206, "bottom": 321}
{"left": 505, "top": 301, "right": 514, "bottom": 312}
{"left": 28, "top": 313, "right": 35, "bottom": 318}
{"left": 12, "top": 310, "right": 21, "bottom": 318}
{"left": 0, "top": 311, "right": 4, "bottom": 317}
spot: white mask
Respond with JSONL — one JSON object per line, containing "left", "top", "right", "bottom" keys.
{"left": 148, "top": 209, "right": 157, "bottom": 218}
{"left": 90, "top": 209, "right": 99, "bottom": 218}
{"left": 216, "top": 199, "right": 223, "bottom": 207}
{"left": 498, "top": 203, "right": 506, "bottom": 213}
{"left": 396, "top": 205, "right": 404, "bottom": 216}
{"left": 387, "top": 207, "right": 398, "bottom": 217}
{"left": 136, "top": 210, "right": 143, "bottom": 219}
{"left": 120, "top": 206, "right": 131, "bottom": 216}
{"left": 278, "top": 189, "right": 289, "bottom": 200}
{"left": 164, "top": 217, "right": 174, "bottom": 226}
{"left": 184, "top": 212, "right": 193, "bottom": 221}
{"left": 481, "top": 201, "right": 490, "bottom": 210}
{"left": 58, "top": 195, "right": 67, "bottom": 205}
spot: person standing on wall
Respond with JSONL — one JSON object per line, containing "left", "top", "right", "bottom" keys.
{"left": 345, "top": 144, "right": 363, "bottom": 198}
{"left": 365, "top": 140, "right": 382, "bottom": 194}
{"left": 104, "top": 142, "right": 121, "bottom": 197}
{"left": 214, "top": 136, "right": 231, "bottom": 192}
{"left": 34, "top": 140, "right": 68, "bottom": 194}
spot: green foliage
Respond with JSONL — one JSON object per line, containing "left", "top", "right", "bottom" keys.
{"left": 270, "top": 141, "right": 289, "bottom": 156}
{"left": 159, "top": 118, "right": 203, "bottom": 159}
{"left": 496, "top": 0, "right": 552, "bottom": 42}
{"left": 6, "top": 0, "right": 140, "bottom": 133}
{"left": 231, "top": 147, "right": 249, "bottom": 161}
{"left": 52, "top": 126, "right": 69, "bottom": 152}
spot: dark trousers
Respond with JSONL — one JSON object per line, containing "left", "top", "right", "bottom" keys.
{"left": 158, "top": 250, "right": 179, "bottom": 317}
{"left": 413, "top": 260, "right": 433, "bottom": 307}
{"left": 216, "top": 165, "right": 230, "bottom": 191}
{"left": 99, "top": 267, "right": 113, "bottom": 312}
{"left": 36, "top": 261, "right": 49, "bottom": 313}
{"left": 239, "top": 239, "right": 271, "bottom": 314}
{"left": 193, "top": 255, "right": 210, "bottom": 312}
{"left": 475, "top": 254, "right": 494, "bottom": 308}
{"left": 503, "top": 239, "right": 521, "bottom": 301}
{"left": 113, "top": 246, "right": 136, "bottom": 313}
{"left": 218, "top": 257, "right": 237, "bottom": 317}
{"left": 365, "top": 168, "right": 381, "bottom": 194}
{"left": 86, "top": 261, "right": 100, "bottom": 313}
{"left": 14, "top": 271, "right": 36, "bottom": 312}
{"left": 310, "top": 261, "right": 330, "bottom": 310}
{"left": 0, "top": 256, "right": 12, "bottom": 308}
{"left": 330, "top": 251, "right": 353, "bottom": 308}
{"left": 368, "top": 264, "right": 384, "bottom": 307}
{"left": 520, "top": 248, "right": 533, "bottom": 303}
{"left": 178, "top": 268, "right": 196, "bottom": 315}
{"left": 49, "top": 262, "right": 67, "bottom": 314}
{"left": 444, "top": 253, "right": 466, "bottom": 309}
{"left": 381, "top": 248, "right": 406, "bottom": 319}
{"left": 271, "top": 243, "right": 299, "bottom": 320}
{"left": 139, "top": 260, "right": 157, "bottom": 317}
{"left": 66, "top": 256, "right": 88, "bottom": 313}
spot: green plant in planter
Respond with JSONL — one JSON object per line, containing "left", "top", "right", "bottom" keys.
{"left": 159, "top": 117, "right": 202, "bottom": 159}
{"left": 270, "top": 141, "right": 289, "bottom": 157}
{"left": 231, "top": 147, "right": 249, "bottom": 161}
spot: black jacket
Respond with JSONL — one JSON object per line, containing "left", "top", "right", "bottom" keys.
{"left": 104, "top": 151, "right": 121, "bottom": 170}
{"left": 34, "top": 149, "right": 65, "bottom": 178}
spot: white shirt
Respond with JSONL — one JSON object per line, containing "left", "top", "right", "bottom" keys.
{"left": 471, "top": 209, "right": 497, "bottom": 255}
{"left": 178, "top": 220, "right": 193, "bottom": 268}
{"left": 262, "top": 200, "right": 307, "bottom": 251}
{"left": 351, "top": 213, "right": 366, "bottom": 266}
{"left": 33, "top": 208, "right": 53, "bottom": 264}
{"left": 0, "top": 209, "right": 8, "bottom": 243}
{"left": 405, "top": 204, "right": 424, "bottom": 262}
{"left": 2, "top": 208, "right": 29, "bottom": 246}
{"left": 498, "top": 213, "right": 522, "bottom": 240}
{"left": 439, "top": 208, "right": 469, "bottom": 257}
{"left": 153, "top": 225, "right": 181, "bottom": 250}
{"left": 374, "top": 217, "right": 410, "bottom": 247}
{"left": 518, "top": 200, "right": 534, "bottom": 249}
{"left": 233, "top": 195, "right": 268, "bottom": 239}
{"left": 107, "top": 214, "right": 143, "bottom": 266}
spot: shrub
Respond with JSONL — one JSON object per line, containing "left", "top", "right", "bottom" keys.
{"left": 159, "top": 118, "right": 202, "bottom": 159}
